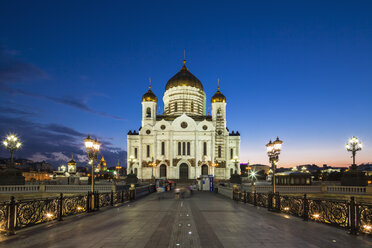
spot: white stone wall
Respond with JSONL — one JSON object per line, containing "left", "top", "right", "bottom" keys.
{"left": 127, "top": 111, "right": 240, "bottom": 180}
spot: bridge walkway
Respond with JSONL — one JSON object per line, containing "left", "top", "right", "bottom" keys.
{"left": 0, "top": 191, "right": 371, "bottom": 248}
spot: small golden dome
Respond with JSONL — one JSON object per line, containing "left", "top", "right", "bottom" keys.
{"left": 165, "top": 61, "right": 204, "bottom": 91}
{"left": 142, "top": 87, "right": 157, "bottom": 102}
{"left": 211, "top": 90, "right": 226, "bottom": 103}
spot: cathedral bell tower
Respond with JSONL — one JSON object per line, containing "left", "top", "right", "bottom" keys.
{"left": 141, "top": 79, "right": 157, "bottom": 127}
{"left": 211, "top": 80, "right": 227, "bottom": 161}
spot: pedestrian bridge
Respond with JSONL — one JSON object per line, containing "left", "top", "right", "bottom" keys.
{"left": 0, "top": 191, "right": 371, "bottom": 248}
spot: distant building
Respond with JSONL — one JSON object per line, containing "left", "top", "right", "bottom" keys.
{"left": 22, "top": 171, "right": 51, "bottom": 182}
{"left": 98, "top": 156, "right": 108, "bottom": 172}
{"left": 67, "top": 157, "right": 77, "bottom": 173}
{"left": 275, "top": 171, "right": 312, "bottom": 185}
{"left": 52, "top": 155, "right": 87, "bottom": 184}
{"left": 250, "top": 164, "right": 270, "bottom": 174}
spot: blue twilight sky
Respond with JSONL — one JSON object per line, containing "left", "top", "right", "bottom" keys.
{"left": 0, "top": 0, "right": 371, "bottom": 167}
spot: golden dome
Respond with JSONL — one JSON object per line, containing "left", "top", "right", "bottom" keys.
{"left": 165, "top": 61, "right": 204, "bottom": 91}
{"left": 211, "top": 89, "right": 226, "bottom": 103}
{"left": 142, "top": 87, "right": 157, "bottom": 102}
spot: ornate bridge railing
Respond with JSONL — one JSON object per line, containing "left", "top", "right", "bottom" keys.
{"left": 229, "top": 189, "right": 372, "bottom": 236}
{"left": 0, "top": 184, "right": 155, "bottom": 235}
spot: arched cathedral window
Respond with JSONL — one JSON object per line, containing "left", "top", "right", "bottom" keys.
{"left": 217, "top": 109, "right": 222, "bottom": 117}
{"left": 146, "top": 107, "right": 151, "bottom": 117}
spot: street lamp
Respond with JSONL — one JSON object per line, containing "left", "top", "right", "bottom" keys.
{"left": 231, "top": 156, "right": 240, "bottom": 174}
{"left": 248, "top": 170, "right": 257, "bottom": 185}
{"left": 128, "top": 155, "right": 136, "bottom": 174}
{"left": 2, "top": 134, "right": 22, "bottom": 167}
{"left": 346, "top": 136, "right": 363, "bottom": 170}
{"left": 84, "top": 135, "right": 101, "bottom": 193}
{"left": 266, "top": 137, "right": 283, "bottom": 194}
{"left": 149, "top": 157, "right": 157, "bottom": 181}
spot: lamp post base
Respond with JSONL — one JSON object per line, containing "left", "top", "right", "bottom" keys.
{"left": 0, "top": 167, "right": 25, "bottom": 185}
{"left": 126, "top": 173, "right": 138, "bottom": 184}
{"left": 230, "top": 173, "right": 242, "bottom": 184}
{"left": 341, "top": 170, "right": 367, "bottom": 186}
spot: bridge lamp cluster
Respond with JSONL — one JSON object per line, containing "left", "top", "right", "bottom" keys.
{"left": 266, "top": 137, "right": 283, "bottom": 194}
{"left": 345, "top": 136, "right": 363, "bottom": 167}
{"left": 128, "top": 155, "right": 137, "bottom": 174}
{"left": 266, "top": 137, "right": 283, "bottom": 162}
{"left": 346, "top": 136, "right": 363, "bottom": 151}
{"left": 2, "top": 134, "right": 22, "bottom": 166}
{"left": 84, "top": 135, "right": 101, "bottom": 164}
{"left": 84, "top": 135, "right": 101, "bottom": 194}
{"left": 3, "top": 134, "right": 22, "bottom": 149}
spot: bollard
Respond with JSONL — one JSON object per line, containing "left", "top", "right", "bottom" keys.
{"left": 349, "top": 196, "right": 357, "bottom": 235}
{"left": 244, "top": 191, "right": 247, "bottom": 203}
{"left": 58, "top": 193, "right": 63, "bottom": 221}
{"left": 6, "top": 196, "right": 16, "bottom": 236}
{"left": 303, "top": 194, "right": 309, "bottom": 221}
{"left": 121, "top": 190, "right": 124, "bottom": 203}
{"left": 111, "top": 190, "right": 114, "bottom": 206}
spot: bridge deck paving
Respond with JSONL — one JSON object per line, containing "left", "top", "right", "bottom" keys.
{"left": 0, "top": 191, "right": 371, "bottom": 248}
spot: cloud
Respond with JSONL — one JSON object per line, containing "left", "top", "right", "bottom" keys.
{"left": 44, "top": 96, "right": 125, "bottom": 120}
{"left": 45, "top": 124, "right": 86, "bottom": 137}
{"left": 0, "top": 47, "right": 48, "bottom": 84}
{"left": 0, "top": 46, "right": 124, "bottom": 121}
{"left": 50, "top": 152, "right": 70, "bottom": 162}
{"left": 0, "top": 106, "right": 35, "bottom": 116}
{"left": 28, "top": 152, "right": 49, "bottom": 162}
{"left": 0, "top": 115, "right": 126, "bottom": 168}
{"left": 76, "top": 154, "right": 88, "bottom": 163}
{"left": 2, "top": 82, "right": 124, "bottom": 121}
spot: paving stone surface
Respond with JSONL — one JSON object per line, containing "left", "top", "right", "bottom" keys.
{"left": 0, "top": 191, "right": 371, "bottom": 248}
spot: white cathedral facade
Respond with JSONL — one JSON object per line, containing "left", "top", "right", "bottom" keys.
{"left": 127, "top": 60, "right": 240, "bottom": 180}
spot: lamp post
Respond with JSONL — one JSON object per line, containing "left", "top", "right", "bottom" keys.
{"left": 231, "top": 156, "right": 240, "bottom": 174}
{"left": 212, "top": 161, "right": 219, "bottom": 176}
{"left": 128, "top": 155, "right": 136, "bottom": 174}
{"left": 84, "top": 135, "right": 101, "bottom": 193}
{"left": 149, "top": 157, "right": 157, "bottom": 181}
{"left": 346, "top": 136, "right": 363, "bottom": 171}
{"left": 2, "top": 134, "right": 22, "bottom": 167}
{"left": 266, "top": 137, "right": 283, "bottom": 194}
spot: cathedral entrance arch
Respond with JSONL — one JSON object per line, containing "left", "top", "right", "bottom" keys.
{"left": 160, "top": 164, "right": 167, "bottom": 178}
{"left": 179, "top": 163, "right": 188, "bottom": 180}
{"left": 201, "top": 164, "right": 208, "bottom": 175}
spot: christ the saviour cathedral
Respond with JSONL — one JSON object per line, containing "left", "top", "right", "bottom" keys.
{"left": 127, "top": 60, "right": 240, "bottom": 180}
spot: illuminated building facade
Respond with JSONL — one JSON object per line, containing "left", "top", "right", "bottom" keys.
{"left": 127, "top": 60, "right": 240, "bottom": 180}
